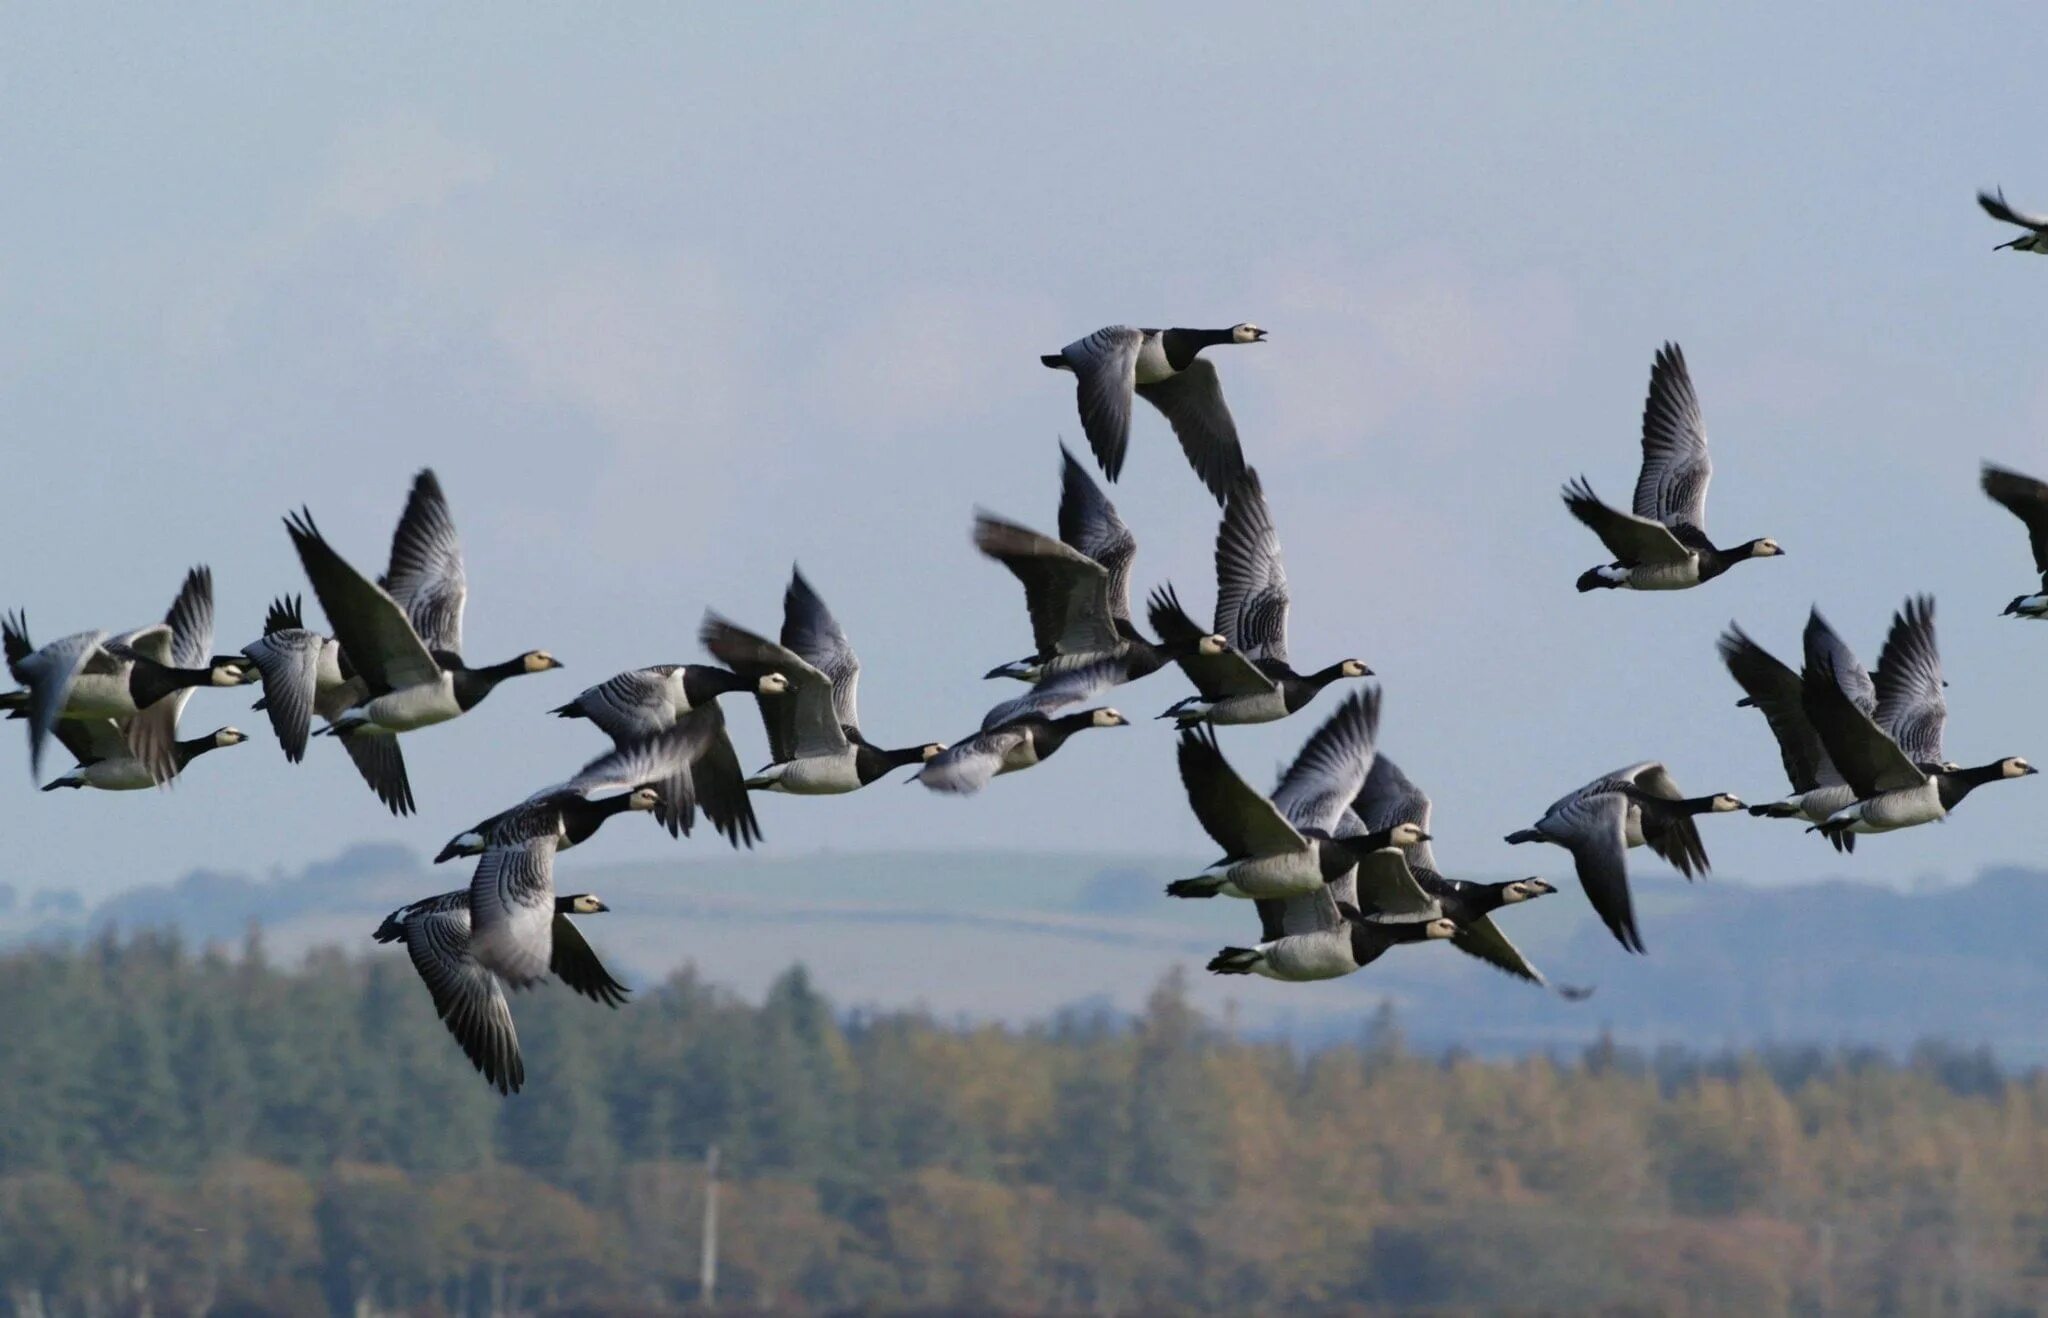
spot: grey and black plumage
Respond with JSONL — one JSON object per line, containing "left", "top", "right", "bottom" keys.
{"left": 1156, "top": 470, "right": 1370, "bottom": 728}
{"left": 283, "top": 471, "right": 560, "bottom": 809}
{"left": 1979, "top": 188, "right": 2048, "bottom": 253}
{"left": 1167, "top": 689, "right": 1424, "bottom": 901}
{"left": 41, "top": 720, "right": 248, "bottom": 791}
{"left": 1041, "top": 323, "right": 1265, "bottom": 501}
{"left": 1206, "top": 888, "right": 1456, "bottom": 983}
{"left": 374, "top": 889, "right": 623, "bottom": 1096}
{"left": 550, "top": 664, "right": 779, "bottom": 847}
{"left": 1721, "top": 612, "right": 1875, "bottom": 824}
{"left": 701, "top": 568, "right": 941, "bottom": 794}
{"left": 1564, "top": 344, "right": 1783, "bottom": 593}
{"left": 913, "top": 704, "right": 1128, "bottom": 795}
{"left": 434, "top": 711, "right": 722, "bottom": 863}
{"left": 1345, "top": 755, "right": 1558, "bottom": 987}
{"left": 1505, "top": 762, "right": 1744, "bottom": 954}
{"left": 3, "top": 567, "right": 249, "bottom": 784}
{"left": 1801, "top": 598, "right": 2035, "bottom": 848}
{"left": 1980, "top": 463, "right": 2048, "bottom": 617}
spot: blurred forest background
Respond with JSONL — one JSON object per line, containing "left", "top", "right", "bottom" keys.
{"left": 2, "top": 932, "right": 2044, "bottom": 1316}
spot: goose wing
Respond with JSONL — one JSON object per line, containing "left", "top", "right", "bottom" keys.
{"left": 1352, "top": 754, "right": 1438, "bottom": 873}
{"left": 691, "top": 718, "right": 763, "bottom": 847}
{"left": 128, "top": 566, "right": 219, "bottom": 784}
{"left": 241, "top": 625, "right": 324, "bottom": 762}
{"left": 781, "top": 568, "right": 863, "bottom": 734}
{"left": 559, "top": 709, "right": 725, "bottom": 838}
{"left": 1601, "top": 761, "right": 1709, "bottom": 877}
{"left": 1057, "top": 443, "right": 1137, "bottom": 624}
{"left": 340, "top": 735, "right": 416, "bottom": 816}
{"left": 379, "top": 469, "right": 467, "bottom": 657}
{"left": 914, "top": 726, "right": 1027, "bottom": 796}
{"left": 549, "top": 914, "right": 630, "bottom": 1008}
{"left": 1350, "top": 847, "right": 1440, "bottom": 919}
{"left": 979, "top": 655, "right": 1125, "bottom": 731}
{"left": 1213, "top": 468, "right": 1291, "bottom": 663}
{"left": 1873, "top": 595, "right": 1945, "bottom": 766}
{"left": 1258, "top": 885, "right": 1345, "bottom": 942}
{"left": 398, "top": 896, "right": 524, "bottom": 1095}
{"left": 53, "top": 717, "right": 126, "bottom": 766}
{"left": 1561, "top": 478, "right": 1692, "bottom": 564}
{"left": 1146, "top": 585, "right": 1272, "bottom": 697}
{"left": 1719, "top": 623, "right": 1834, "bottom": 792}
{"left": 699, "top": 612, "right": 844, "bottom": 761}
{"left": 1801, "top": 613, "right": 1925, "bottom": 797}
{"left": 8, "top": 623, "right": 106, "bottom": 779}
{"left": 285, "top": 509, "right": 441, "bottom": 695}
{"left": 1630, "top": 343, "right": 1712, "bottom": 532}
{"left": 1056, "top": 325, "right": 1143, "bottom": 484}
{"left": 468, "top": 829, "right": 561, "bottom": 986}
{"left": 1981, "top": 463, "right": 2048, "bottom": 586}
{"left": 1979, "top": 188, "right": 2048, "bottom": 231}
{"left": 1270, "top": 689, "right": 1380, "bottom": 834}
{"left": 1555, "top": 791, "right": 1645, "bottom": 955}
{"left": 1450, "top": 915, "right": 1547, "bottom": 986}
{"left": 563, "top": 666, "right": 681, "bottom": 743}
{"left": 1134, "top": 358, "right": 1247, "bottom": 504}
{"left": 1177, "top": 726, "right": 1305, "bottom": 859}
{"left": 973, "top": 513, "right": 1122, "bottom": 659}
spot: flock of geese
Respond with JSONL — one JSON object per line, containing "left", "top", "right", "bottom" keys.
{"left": 11, "top": 193, "right": 2048, "bottom": 1092}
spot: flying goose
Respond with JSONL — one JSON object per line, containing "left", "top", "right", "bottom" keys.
{"left": 1206, "top": 889, "right": 1456, "bottom": 982}
{"left": 985, "top": 445, "right": 1143, "bottom": 683}
{"left": 1167, "top": 689, "right": 1425, "bottom": 901}
{"left": 435, "top": 711, "right": 723, "bottom": 863}
{"left": 1041, "top": 323, "right": 1264, "bottom": 502}
{"left": 240, "top": 474, "right": 477, "bottom": 804}
{"left": 1563, "top": 344, "right": 1783, "bottom": 592}
{"left": 464, "top": 788, "right": 648, "bottom": 994}
{"left": 284, "top": 472, "right": 560, "bottom": 790}
{"left": 914, "top": 700, "right": 1129, "bottom": 795}
{"left": 1721, "top": 612, "right": 1878, "bottom": 824}
{"left": 1506, "top": 762, "right": 1743, "bottom": 954}
{"left": 550, "top": 665, "right": 781, "bottom": 848}
{"left": 41, "top": 721, "right": 248, "bottom": 791}
{"left": 2, "top": 567, "right": 250, "bottom": 782}
{"left": 700, "top": 568, "right": 942, "bottom": 793}
{"left": 1344, "top": 755, "right": 1560, "bottom": 988}
{"left": 1155, "top": 469, "right": 1370, "bottom": 728}
{"left": 1802, "top": 597, "right": 2035, "bottom": 847}
{"left": 1980, "top": 463, "right": 2048, "bottom": 617}
{"left": 375, "top": 888, "right": 624, "bottom": 1096}
{"left": 1979, "top": 188, "right": 2048, "bottom": 253}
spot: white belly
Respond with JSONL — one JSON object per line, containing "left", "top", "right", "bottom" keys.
{"left": 361, "top": 675, "right": 460, "bottom": 732}
{"left": 80, "top": 759, "right": 157, "bottom": 791}
{"left": 1202, "top": 690, "right": 1290, "bottom": 726}
{"left": 1622, "top": 557, "right": 1703, "bottom": 591}
{"left": 1260, "top": 932, "right": 1358, "bottom": 981}
{"left": 1834, "top": 784, "right": 1944, "bottom": 834}
{"left": 757, "top": 751, "right": 863, "bottom": 795}
{"left": 1221, "top": 850, "right": 1324, "bottom": 900}
{"left": 1132, "top": 333, "right": 1172, "bottom": 384}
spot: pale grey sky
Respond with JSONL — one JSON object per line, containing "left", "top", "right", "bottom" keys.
{"left": 5, "top": 5, "right": 2048, "bottom": 904}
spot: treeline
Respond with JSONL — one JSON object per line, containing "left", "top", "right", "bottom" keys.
{"left": 1, "top": 930, "right": 2045, "bottom": 1315}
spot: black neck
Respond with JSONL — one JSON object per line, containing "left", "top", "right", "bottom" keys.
{"left": 173, "top": 736, "right": 223, "bottom": 769}
{"left": 858, "top": 742, "right": 932, "bottom": 782}
{"left": 685, "top": 665, "right": 752, "bottom": 702}
{"left": 1939, "top": 762, "right": 2013, "bottom": 807}
{"left": 1699, "top": 540, "right": 1767, "bottom": 581}
{"left": 452, "top": 657, "right": 532, "bottom": 711}
{"left": 126, "top": 657, "right": 215, "bottom": 710}
{"left": 1160, "top": 327, "right": 1235, "bottom": 371}
{"left": 1673, "top": 795, "right": 1726, "bottom": 816}
{"left": 1304, "top": 662, "right": 1353, "bottom": 689}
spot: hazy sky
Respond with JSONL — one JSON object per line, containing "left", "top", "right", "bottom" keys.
{"left": 6, "top": 6, "right": 2048, "bottom": 904}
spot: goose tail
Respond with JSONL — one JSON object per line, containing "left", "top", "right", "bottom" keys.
{"left": 1040, "top": 353, "right": 1067, "bottom": 369}
{"left": 1166, "top": 877, "right": 1225, "bottom": 899}
{"left": 1207, "top": 947, "right": 1262, "bottom": 975}
{"left": 1504, "top": 828, "right": 1543, "bottom": 845}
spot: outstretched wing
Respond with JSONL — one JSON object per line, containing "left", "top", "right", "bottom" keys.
{"left": 1135, "top": 358, "right": 1247, "bottom": 504}
{"left": 1981, "top": 463, "right": 2048, "bottom": 584}
{"left": 1057, "top": 443, "right": 1138, "bottom": 623}
{"left": 380, "top": 469, "right": 468, "bottom": 658}
{"left": 1562, "top": 478, "right": 1692, "bottom": 565}
{"left": 1269, "top": 689, "right": 1379, "bottom": 834}
{"left": 550, "top": 914, "right": 630, "bottom": 1008}
{"left": 1631, "top": 343, "right": 1712, "bottom": 532}
{"left": 1177, "top": 726, "right": 1305, "bottom": 859}
{"left": 1873, "top": 595, "right": 1945, "bottom": 766}
{"left": 1056, "top": 326, "right": 1143, "bottom": 483}
{"left": 1213, "top": 469, "right": 1290, "bottom": 663}
{"left": 781, "top": 567, "right": 862, "bottom": 733}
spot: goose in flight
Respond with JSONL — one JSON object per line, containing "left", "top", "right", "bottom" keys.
{"left": 701, "top": 568, "right": 942, "bottom": 794}
{"left": 375, "top": 887, "right": 624, "bottom": 1096}
{"left": 1980, "top": 463, "right": 2048, "bottom": 617}
{"left": 434, "top": 711, "right": 725, "bottom": 863}
{"left": 982, "top": 444, "right": 1156, "bottom": 683}
{"left": 1206, "top": 890, "right": 1455, "bottom": 982}
{"left": 1344, "top": 755, "right": 1561, "bottom": 989}
{"left": 1506, "top": 762, "right": 1744, "bottom": 954}
{"left": 550, "top": 664, "right": 781, "bottom": 848}
{"left": 1155, "top": 469, "right": 1370, "bottom": 727}
{"left": 1802, "top": 597, "right": 2035, "bottom": 848}
{"left": 1979, "top": 188, "right": 2048, "bottom": 253}
{"left": 1167, "top": 689, "right": 1424, "bottom": 901}
{"left": 283, "top": 470, "right": 561, "bottom": 804}
{"left": 2, "top": 567, "right": 250, "bottom": 783}
{"left": 40, "top": 721, "right": 248, "bottom": 791}
{"left": 914, "top": 703, "right": 1128, "bottom": 795}
{"left": 1721, "top": 611, "right": 1877, "bottom": 825}
{"left": 1563, "top": 343, "right": 1782, "bottom": 592}
{"left": 1041, "top": 323, "right": 1264, "bottom": 501}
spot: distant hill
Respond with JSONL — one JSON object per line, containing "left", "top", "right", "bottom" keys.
{"left": 26, "top": 843, "right": 2048, "bottom": 1059}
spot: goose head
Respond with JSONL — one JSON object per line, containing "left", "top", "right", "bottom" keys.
{"left": 1088, "top": 708, "right": 1129, "bottom": 728}
{"left": 1422, "top": 916, "right": 1458, "bottom": 940}
{"left": 918, "top": 742, "right": 946, "bottom": 761}
{"left": 627, "top": 785, "right": 663, "bottom": 812}
{"left": 1198, "top": 633, "right": 1230, "bottom": 656}
{"left": 1708, "top": 793, "right": 1746, "bottom": 813}
{"left": 1388, "top": 821, "right": 1430, "bottom": 847}
{"left": 521, "top": 650, "right": 564, "bottom": 674}
{"left": 1502, "top": 878, "right": 1556, "bottom": 903}
{"left": 207, "top": 657, "right": 253, "bottom": 686}
{"left": 1230, "top": 323, "right": 1268, "bottom": 344}
{"left": 757, "top": 672, "right": 792, "bottom": 695}
{"left": 561, "top": 893, "right": 610, "bottom": 915}
{"left": 2001, "top": 757, "right": 2038, "bottom": 779}
{"left": 1746, "top": 538, "right": 1785, "bottom": 559}
{"left": 1338, "top": 658, "right": 1372, "bottom": 679}
{"left": 211, "top": 727, "right": 249, "bottom": 748}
